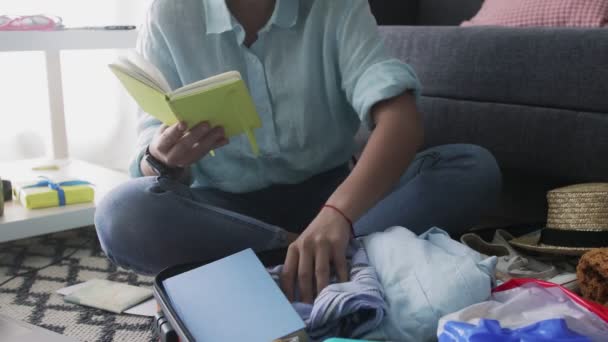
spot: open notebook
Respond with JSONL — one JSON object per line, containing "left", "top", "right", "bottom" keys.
{"left": 109, "top": 52, "right": 261, "bottom": 155}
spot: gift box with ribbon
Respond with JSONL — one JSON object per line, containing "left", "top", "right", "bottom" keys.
{"left": 13, "top": 177, "right": 94, "bottom": 209}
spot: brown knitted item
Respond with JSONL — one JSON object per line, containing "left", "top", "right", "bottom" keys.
{"left": 577, "top": 248, "right": 608, "bottom": 306}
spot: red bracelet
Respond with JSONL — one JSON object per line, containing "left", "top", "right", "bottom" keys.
{"left": 323, "top": 204, "right": 356, "bottom": 237}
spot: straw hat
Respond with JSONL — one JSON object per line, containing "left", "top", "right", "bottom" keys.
{"left": 510, "top": 183, "right": 608, "bottom": 256}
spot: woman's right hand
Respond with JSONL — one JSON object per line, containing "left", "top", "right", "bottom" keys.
{"left": 142, "top": 121, "right": 228, "bottom": 176}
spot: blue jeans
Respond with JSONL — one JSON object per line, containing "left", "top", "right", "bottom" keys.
{"left": 94, "top": 144, "right": 501, "bottom": 275}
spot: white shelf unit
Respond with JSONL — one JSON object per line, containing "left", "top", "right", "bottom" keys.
{"left": 0, "top": 30, "right": 138, "bottom": 52}
{"left": 0, "top": 159, "right": 129, "bottom": 243}
{"left": 0, "top": 29, "right": 138, "bottom": 159}
{"left": 0, "top": 30, "right": 137, "bottom": 242}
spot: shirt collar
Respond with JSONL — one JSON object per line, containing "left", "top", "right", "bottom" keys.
{"left": 203, "top": 0, "right": 299, "bottom": 35}
{"left": 271, "top": 0, "right": 299, "bottom": 29}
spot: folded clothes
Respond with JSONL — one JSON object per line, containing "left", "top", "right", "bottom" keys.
{"left": 269, "top": 241, "right": 386, "bottom": 341}
{"left": 269, "top": 227, "right": 496, "bottom": 341}
{"left": 362, "top": 227, "right": 496, "bottom": 342}
{"left": 461, "top": 229, "right": 558, "bottom": 280}
{"left": 461, "top": 229, "right": 579, "bottom": 290}
{"left": 577, "top": 248, "right": 608, "bottom": 306}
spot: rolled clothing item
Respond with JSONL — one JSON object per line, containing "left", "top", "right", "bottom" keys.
{"left": 268, "top": 241, "right": 386, "bottom": 341}
{"left": 577, "top": 248, "right": 608, "bottom": 306}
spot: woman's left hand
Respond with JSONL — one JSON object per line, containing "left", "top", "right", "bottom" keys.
{"left": 280, "top": 207, "right": 352, "bottom": 304}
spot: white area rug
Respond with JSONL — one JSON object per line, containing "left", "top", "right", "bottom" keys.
{"left": 0, "top": 226, "right": 155, "bottom": 342}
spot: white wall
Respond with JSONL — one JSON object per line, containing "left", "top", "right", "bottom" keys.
{"left": 1, "top": 0, "right": 150, "bottom": 171}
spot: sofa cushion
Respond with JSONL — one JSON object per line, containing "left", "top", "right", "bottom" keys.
{"left": 378, "top": 26, "right": 608, "bottom": 183}
{"left": 380, "top": 26, "right": 608, "bottom": 117}
{"left": 462, "top": 0, "right": 608, "bottom": 27}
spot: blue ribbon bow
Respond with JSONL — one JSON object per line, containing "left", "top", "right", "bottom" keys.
{"left": 22, "top": 177, "right": 92, "bottom": 206}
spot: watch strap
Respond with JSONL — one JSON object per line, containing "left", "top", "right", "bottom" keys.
{"left": 144, "top": 146, "right": 183, "bottom": 178}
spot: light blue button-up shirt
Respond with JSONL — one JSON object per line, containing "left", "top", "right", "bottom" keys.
{"left": 131, "top": 0, "right": 420, "bottom": 193}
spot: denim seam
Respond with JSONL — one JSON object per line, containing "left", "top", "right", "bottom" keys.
{"left": 415, "top": 151, "right": 440, "bottom": 175}
{"left": 194, "top": 202, "right": 285, "bottom": 236}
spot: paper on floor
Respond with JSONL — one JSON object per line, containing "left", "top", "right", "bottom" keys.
{"left": 57, "top": 280, "right": 157, "bottom": 317}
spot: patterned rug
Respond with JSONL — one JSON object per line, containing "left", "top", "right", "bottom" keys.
{"left": 0, "top": 226, "right": 156, "bottom": 342}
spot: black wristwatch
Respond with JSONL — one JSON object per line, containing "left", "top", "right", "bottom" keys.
{"left": 144, "top": 146, "right": 184, "bottom": 178}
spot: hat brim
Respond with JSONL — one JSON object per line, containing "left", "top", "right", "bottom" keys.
{"left": 509, "top": 230, "right": 592, "bottom": 256}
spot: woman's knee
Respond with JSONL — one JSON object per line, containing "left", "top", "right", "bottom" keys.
{"left": 94, "top": 177, "right": 169, "bottom": 273}
{"left": 460, "top": 144, "right": 503, "bottom": 204}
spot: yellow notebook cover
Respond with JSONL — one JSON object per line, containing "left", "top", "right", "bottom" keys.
{"left": 109, "top": 58, "right": 261, "bottom": 155}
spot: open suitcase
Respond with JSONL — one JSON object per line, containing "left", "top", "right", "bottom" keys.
{"left": 152, "top": 248, "right": 289, "bottom": 342}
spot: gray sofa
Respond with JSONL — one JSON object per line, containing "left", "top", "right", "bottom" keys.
{"left": 367, "top": 0, "right": 608, "bottom": 226}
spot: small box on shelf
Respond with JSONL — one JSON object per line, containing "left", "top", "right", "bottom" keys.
{"left": 0, "top": 159, "right": 128, "bottom": 243}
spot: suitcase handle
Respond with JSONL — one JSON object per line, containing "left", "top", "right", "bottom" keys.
{"left": 154, "top": 311, "right": 179, "bottom": 342}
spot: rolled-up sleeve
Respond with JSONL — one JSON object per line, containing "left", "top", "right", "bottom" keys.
{"left": 128, "top": 2, "right": 182, "bottom": 178}
{"left": 337, "top": 0, "right": 421, "bottom": 129}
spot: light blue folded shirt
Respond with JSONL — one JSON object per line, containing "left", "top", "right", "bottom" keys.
{"left": 131, "top": 0, "right": 420, "bottom": 193}
{"left": 362, "top": 227, "right": 497, "bottom": 342}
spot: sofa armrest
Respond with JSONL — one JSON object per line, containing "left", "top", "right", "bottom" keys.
{"left": 378, "top": 26, "right": 608, "bottom": 182}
